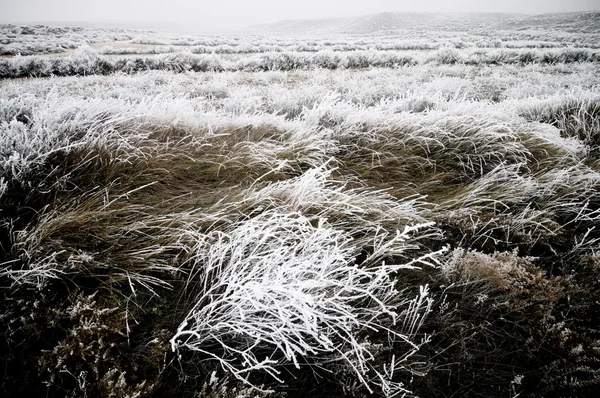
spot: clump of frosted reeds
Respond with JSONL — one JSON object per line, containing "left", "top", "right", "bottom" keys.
{"left": 519, "top": 95, "right": 600, "bottom": 151}
{"left": 4, "top": 186, "right": 195, "bottom": 292}
{"left": 170, "top": 165, "right": 443, "bottom": 395}
{"left": 172, "top": 209, "right": 437, "bottom": 395}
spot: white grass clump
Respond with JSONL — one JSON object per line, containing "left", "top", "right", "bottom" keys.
{"left": 171, "top": 209, "right": 436, "bottom": 395}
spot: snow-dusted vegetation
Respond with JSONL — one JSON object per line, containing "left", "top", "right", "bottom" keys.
{"left": 2, "top": 45, "right": 599, "bottom": 78}
{"left": 1, "top": 12, "right": 600, "bottom": 398}
{"left": 0, "top": 24, "right": 137, "bottom": 55}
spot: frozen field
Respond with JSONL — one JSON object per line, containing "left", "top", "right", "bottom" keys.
{"left": 1, "top": 12, "right": 600, "bottom": 398}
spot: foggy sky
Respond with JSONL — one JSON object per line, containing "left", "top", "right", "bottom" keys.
{"left": 1, "top": 0, "right": 599, "bottom": 30}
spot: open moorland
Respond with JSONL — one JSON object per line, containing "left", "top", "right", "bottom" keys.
{"left": 1, "top": 12, "right": 600, "bottom": 398}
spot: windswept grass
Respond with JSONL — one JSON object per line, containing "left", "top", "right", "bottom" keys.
{"left": 1, "top": 23, "right": 600, "bottom": 398}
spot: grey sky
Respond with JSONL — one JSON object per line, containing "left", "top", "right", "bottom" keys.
{"left": 1, "top": 0, "right": 599, "bottom": 30}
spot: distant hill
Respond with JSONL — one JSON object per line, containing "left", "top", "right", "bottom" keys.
{"left": 245, "top": 17, "right": 355, "bottom": 35}
{"left": 501, "top": 11, "right": 600, "bottom": 33}
{"left": 339, "top": 12, "right": 528, "bottom": 34}
{"left": 244, "top": 12, "right": 525, "bottom": 34}
{"left": 244, "top": 11, "right": 600, "bottom": 35}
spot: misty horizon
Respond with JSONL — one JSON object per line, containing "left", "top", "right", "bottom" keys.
{"left": 1, "top": 0, "right": 599, "bottom": 32}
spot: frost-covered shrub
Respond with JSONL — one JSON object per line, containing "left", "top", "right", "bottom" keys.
{"left": 415, "top": 248, "right": 600, "bottom": 398}
{"left": 427, "top": 48, "right": 462, "bottom": 65}
{"left": 39, "top": 293, "right": 159, "bottom": 398}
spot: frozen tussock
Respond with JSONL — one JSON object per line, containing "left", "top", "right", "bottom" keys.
{"left": 172, "top": 207, "right": 438, "bottom": 394}
{"left": 166, "top": 165, "right": 443, "bottom": 394}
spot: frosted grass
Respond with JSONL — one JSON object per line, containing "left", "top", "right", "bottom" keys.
{"left": 2, "top": 40, "right": 600, "bottom": 396}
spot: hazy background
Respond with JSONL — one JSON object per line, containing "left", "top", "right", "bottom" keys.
{"left": 1, "top": 0, "right": 599, "bottom": 31}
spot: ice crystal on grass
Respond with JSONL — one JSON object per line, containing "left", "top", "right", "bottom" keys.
{"left": 172, "top": 210, "right": 437, "bottom": 395}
